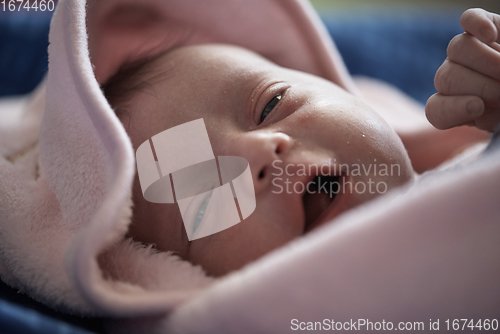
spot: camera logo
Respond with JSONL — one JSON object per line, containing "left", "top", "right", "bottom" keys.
{"left": 135, "top": 119, "right": 256, "bottom": 240}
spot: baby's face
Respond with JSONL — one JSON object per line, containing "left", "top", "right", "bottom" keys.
{"left": 120, "top": 44, "right": 414, "bottom": 276}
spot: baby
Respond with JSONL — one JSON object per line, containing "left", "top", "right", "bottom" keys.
{"left": 102, "top": 8, "right": 498, "bottom": 277}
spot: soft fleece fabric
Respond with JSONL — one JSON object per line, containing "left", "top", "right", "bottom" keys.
{"left": 0, "top": 0, "right": 499, "bottom": 333}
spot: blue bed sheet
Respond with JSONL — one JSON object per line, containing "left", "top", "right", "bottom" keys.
{"left": 0, "top": 299, "right": 95, "bottom": 334}
{"left": 323, "top": 9, "right": 463, "bottom": 104}
{"left": 0, "top": 13, "right": 50, "bottom": 96}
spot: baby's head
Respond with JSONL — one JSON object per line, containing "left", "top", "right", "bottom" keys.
{"left": 103, "top": 44, "right": 414, "bottom": 276}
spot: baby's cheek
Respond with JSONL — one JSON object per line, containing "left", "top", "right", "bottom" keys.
{"left": 187, "top": 223, "right": 259, "bottom": 276}
{"left": 188, "top": 211, "right": 300, "bottom": 277}
{"left": 127, "top": 176, "right": 191, "bottom": 258}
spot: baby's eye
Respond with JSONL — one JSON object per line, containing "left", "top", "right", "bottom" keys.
{"left": 260, "top": 94, "right": 281, "bottom": 123}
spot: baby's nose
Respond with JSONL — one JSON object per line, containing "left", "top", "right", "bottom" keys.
{"left": 236, "top": 131, "right": 292, "bottom": 195}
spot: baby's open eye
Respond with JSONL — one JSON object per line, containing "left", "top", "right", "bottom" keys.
{"left": 260, "top": 94, "right": 281, "bottom": 123}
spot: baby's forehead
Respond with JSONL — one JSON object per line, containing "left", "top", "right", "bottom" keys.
{"left": 151, "top": 44, "right": 275, "bottom": 75}
{"left": 124, "top": 44, "right": 279, "bottom": 106}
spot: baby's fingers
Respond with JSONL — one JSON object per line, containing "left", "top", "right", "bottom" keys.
{"left": 435, "top": 60, "right": 500, "bottom": 103}
{"left": 461, "top": 8, "right": 500, "bottom": 44}
{"left": 447, "top": 33, "right": 500, "bottom": 81}
{"left": 426, "top": 93, "right": 484, "bottom": 129}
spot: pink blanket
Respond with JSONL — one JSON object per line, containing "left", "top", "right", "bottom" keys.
{"left": 0, "top": 0, "right": 499, "bottom": 333}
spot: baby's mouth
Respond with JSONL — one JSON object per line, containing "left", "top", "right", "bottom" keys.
{"left": 302, "top": 175, "right": 343, "bottom": 232}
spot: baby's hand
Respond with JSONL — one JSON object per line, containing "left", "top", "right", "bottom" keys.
{"left": 426, "top": 8, "right": 500, "bottom": 131}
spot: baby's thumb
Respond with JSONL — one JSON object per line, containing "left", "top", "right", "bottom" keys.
{"left": 461, "top": 8, "right": 500, "bottom": 44}
{"left": 425, "top": 93, "right": 484, "bottom": 130}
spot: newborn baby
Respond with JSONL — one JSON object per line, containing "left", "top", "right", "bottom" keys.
{"left": 102, "top": 8, "right": 496, "bottom": 277}
{"left": 103, "top": 44, "right": 416, "bottom": 276}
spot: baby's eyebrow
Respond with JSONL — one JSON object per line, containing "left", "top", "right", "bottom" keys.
{"left": 101, "top": 46, "right": 183, "bottom": 110}
{"left": 143, "top": 48, "right": 182, "bottom": 84}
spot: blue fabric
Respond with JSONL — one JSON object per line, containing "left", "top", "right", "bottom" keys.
{"left": 323, "top": 9, "right": 464, "bottom": 104}
{"left": 0, "top": 279, "right": 104, "bottom": 333}
{"left": 0, "top": 13, "right": 51, "bottom": 96}
{"left": 0, "top": 299, "right": 95, "bottom": 334}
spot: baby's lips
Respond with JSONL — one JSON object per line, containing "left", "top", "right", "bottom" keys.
{"left": 304, "top": 174, "right": 353, "bottom": 233}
